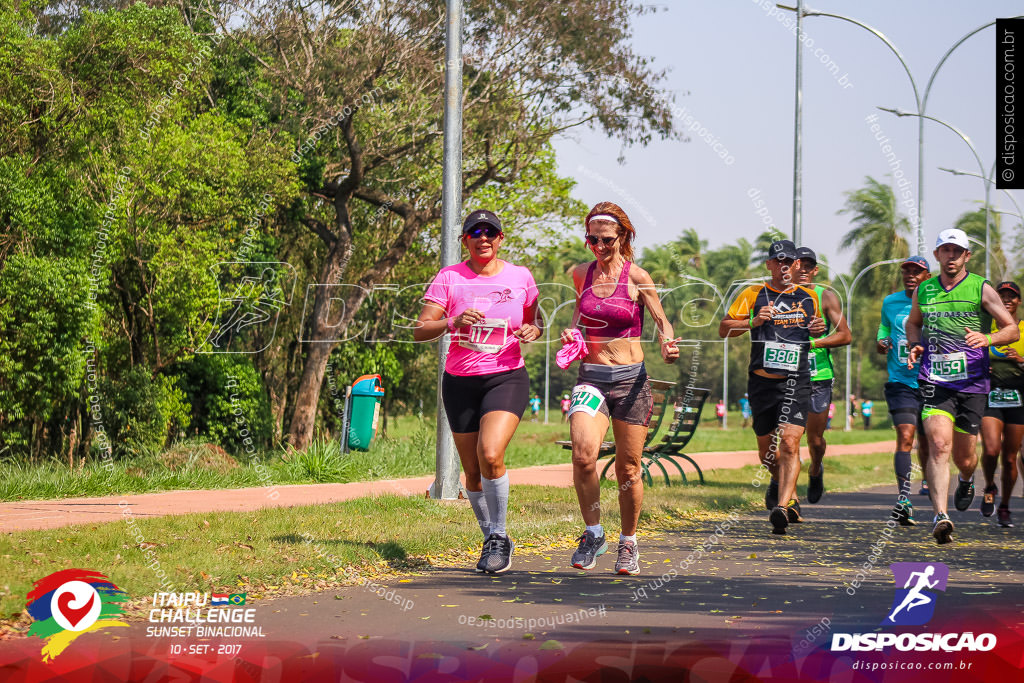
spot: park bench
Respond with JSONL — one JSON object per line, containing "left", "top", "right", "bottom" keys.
{"left": 556, "top": 380, "right": 708, "bottom": 486}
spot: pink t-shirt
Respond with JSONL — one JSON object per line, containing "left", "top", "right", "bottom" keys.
{"left": 424, "top": 260, "right": 539, "bottom": 376}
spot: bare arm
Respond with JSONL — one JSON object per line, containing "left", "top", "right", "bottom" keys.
{"left": 973, "top": 282, "right": 1020, "bottom": 347}
{"left": 633, "top": 266, "right": 678, "bottom": 363}
{"left": 560, "top": 263, "right": 586, "bottom": 344}
{"left": 906, "top": 289, "right": 924, "bottom": 366}
{"left": 413, "top": 301, "right": 484, "bottom": 343}
{"left": 813, "top": 289, "right": 852, "bottom": 349}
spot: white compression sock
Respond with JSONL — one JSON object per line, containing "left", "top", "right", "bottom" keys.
{"left": 481, "top": 474, "right": 509, "bottom": 537}
{"left": 466, "top": 489, "right": 490, "bottom": 539}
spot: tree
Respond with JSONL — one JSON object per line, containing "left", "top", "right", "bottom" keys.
{"left": 208, "top": 0, "right": 681, "bottom": 448}
{"left": 838, "top": 176, "right": 911, "bottom": 300}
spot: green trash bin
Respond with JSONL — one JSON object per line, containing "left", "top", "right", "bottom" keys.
{"left": 347, "top": 374, "right": 384, "bottom": 451}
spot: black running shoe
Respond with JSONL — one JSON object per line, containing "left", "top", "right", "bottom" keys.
{"left": 770, "top": 506, "right": 789, "bottom": 535}
{"left": 932, "top": 513, "right": 954, "bottom": 545}
{"left": 481, "top": 534, "right": 514, "bottom": 574}
{"left": 980, "top": 484, "right": 997, "bottom": 517}
{"left": 475, "top": 539, "right": 489, "bottom": 573}
{"left": 892, "top": 500, "right": 917, "bottom": 526}
{"left": 807, "top": 467, "right": 824, "bottom": 504}
{"left": 998, "top": 506, "right": 1014, "bottom": 528}
{"left": 786, "top": 498, "right": 803, "bottom": 523}
{"left": 953, "top": 478, "right": 975, "bottom": 512}
{"left": 765, "top": 480, "right": 779, "bottom": 510}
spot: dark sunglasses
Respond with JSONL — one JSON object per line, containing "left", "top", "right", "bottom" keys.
{"left": 466, "top": 226, "right": 501, "bottom": 239}
{"left": 585, "top": 234, "right": 618, "bottom": 246}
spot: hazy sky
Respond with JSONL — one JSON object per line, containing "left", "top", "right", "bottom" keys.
{"left": 553, "top": 0, "right": 1023, "bottom": 275}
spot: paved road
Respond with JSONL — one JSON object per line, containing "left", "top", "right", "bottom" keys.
{"left": 123, "top": 483, "right": 1024, "bottom": 654}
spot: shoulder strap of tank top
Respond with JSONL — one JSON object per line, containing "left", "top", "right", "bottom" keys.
{"left": 617, "top": 261, "right": 633, "bottom": 298}
{"left": 582, "top": 261, "right": 597, "bottom": 291}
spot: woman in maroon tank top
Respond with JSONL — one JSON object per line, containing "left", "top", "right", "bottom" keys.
{"left": 559, "top": 201, "right": 679, "bottom": 575}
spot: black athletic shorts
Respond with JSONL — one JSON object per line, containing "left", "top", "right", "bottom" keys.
{"left": 884, "top": 381, "right": 923, "bottom": 427}
{"left": 810, "top": 379, "right": 833, "bottom": 414}
{"left": 441, "top": 366, "right": 530, "bottom": 433}
{"left": 983, "top": 388, "right": 1024, "bottom": 425}
{"left": 918, "top": 381, "right": 986, "bottom": 436}
{"left": 747, "top": 372, "right": 811, "bottom": 437}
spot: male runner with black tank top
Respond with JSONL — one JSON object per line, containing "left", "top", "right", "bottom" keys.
{"left": 719, "top": 240, "right": 826, "bottom": 535}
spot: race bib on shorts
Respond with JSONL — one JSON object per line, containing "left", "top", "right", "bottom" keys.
{"left": 763, "top": 342, "right": 801, "bottom": 372}
{"left": 928, "top": 351, "right": 967, "bottom": 383}
{"left": 458, "top": 318, "right": 507, "bottom": 354}
{"left": 989, "top": 389, "right": 1022, "bottom": 408}
{"left": 808, "top": 352, "right": 817, "bottom": 375}
{"left": 568, "top": 384, "right": 606, "bottom": 418}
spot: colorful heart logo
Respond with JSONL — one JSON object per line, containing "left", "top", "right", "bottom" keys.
{"left": 56, "top": 590, "right": 95, "bottom": 628}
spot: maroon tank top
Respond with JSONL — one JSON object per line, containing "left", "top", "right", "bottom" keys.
{"left": 577, "top": 261, "right": 645, "bottom": 338}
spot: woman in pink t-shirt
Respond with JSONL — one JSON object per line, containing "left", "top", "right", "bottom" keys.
{"left": 414, "top": 210, "right": 541, "bottom": 575}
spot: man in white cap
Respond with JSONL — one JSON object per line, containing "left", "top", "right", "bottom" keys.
{"left": 906, "top": 228, "right": 1019, "bottom": 544}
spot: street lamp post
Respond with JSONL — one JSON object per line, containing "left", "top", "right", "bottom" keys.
{"left": 879, "top": 108, "right": 990, "bottom": 279}
{"left": 430, "top": 0, "right": 464, "bottom": 500}
{"left": 777, "top": 7, "right": 1020, "bottom": 257}
{"left": 845, "top": 258, "right": 904, "bottom": 432}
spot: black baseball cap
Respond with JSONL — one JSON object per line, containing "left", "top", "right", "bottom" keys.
{"left": 767, "top": 239, "right": 797, "bottom": 261}
{"left": 795, "top": 246, "right": 817, "bottom": 264}
{"left": 997, "top": 281, "right": 1021, "bottom": 297}
{"left": 462, "top": 210, "right": 502, "bottom": 234}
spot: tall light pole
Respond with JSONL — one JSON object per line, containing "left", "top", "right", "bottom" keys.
{"left": 879, "top": 108, "right": 990, "bottom": 279}
{"left": 777, "top": 7, "right": 1020, "bottom": 257}
{"left": 792, "top": 0, "right": 804, "bottom": 245}
{"left": 430, "top": 0, "right": 463, "bottom": 500}
{"left": 845, "top": 258, "right": 904, "bottom": 431}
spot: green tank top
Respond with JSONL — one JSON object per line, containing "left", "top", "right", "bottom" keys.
{"left": 809, "top": 285, "right": 834, "bottom": 381}
{"left": 917, "top": 272, "right": 991, "bottom": 393}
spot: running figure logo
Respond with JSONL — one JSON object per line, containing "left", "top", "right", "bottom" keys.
{"left": 884, "top": 562, "right": 949, "bottom": 626}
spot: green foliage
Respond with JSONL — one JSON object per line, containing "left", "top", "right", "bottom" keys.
{"left": 176, "top": 355, "right": 273, "bottom": 454}
{"left": 96, "top": 368, "right": 191, "bottom": 458}
{"left": 288, "top": 438, "right": 352, "bottom": 483}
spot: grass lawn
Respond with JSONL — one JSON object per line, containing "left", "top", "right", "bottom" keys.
{"left": 0, "top": 449, "right": 898, "bottom": 626}
{"left": 0, "top": 412, "right": 896, "bottom": 503}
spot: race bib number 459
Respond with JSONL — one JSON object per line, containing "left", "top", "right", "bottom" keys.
{"left": 929, "top": 352, "right": 967, "bottom": 382}
{"left": 763, "top": 342, "right": 801, "bottom": 372}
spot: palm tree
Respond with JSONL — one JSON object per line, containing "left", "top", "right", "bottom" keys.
{"left": 751, "top": 228, "right": 787, "bottom": 265}
{"left": 954, "top": 207, "right": 1006, "bottom": 283}
{"left": 838, "top": 176, "right": 911, "bottom": 300}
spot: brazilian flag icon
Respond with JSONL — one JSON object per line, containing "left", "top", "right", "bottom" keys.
{"left": 228, "top": 593, "right": 246, "bottom": 606}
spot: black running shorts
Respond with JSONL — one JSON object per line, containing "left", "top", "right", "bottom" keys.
{"left": 884, "top": 381, "right": 922, "bottom": 427}
{"left": 747, "top": 372, "right": 811, "bottom": 437}
{"left": 441, "top": 367, "right": 530, "bottom": 433}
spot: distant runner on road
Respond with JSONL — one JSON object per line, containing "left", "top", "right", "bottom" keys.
{"left": 791, "top": 247, "right": 851, "bottom": 504}
{"left": 415, "top": 210, "right": 541, "bottom": 573}
{"left": 718, "top": 239, "right": 825, "bottom": 535}
{"left": 980, "top": 281, "right": 1024, "bottom": 528}
{"left": 877, "top": 255, "right": 932, "bottom": 526}
{"left": 562, "top": 202, "right": 679, "bottom": 575}
{"left": 906, "top": 229, "right": 1019, "bottom": 544}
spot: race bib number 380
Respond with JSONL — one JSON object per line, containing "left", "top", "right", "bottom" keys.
{"left": 763, "top": 342, "right": 801, "bottom": 372}
{"left": 928, "top": 351, "right": 967, "bottom": 382}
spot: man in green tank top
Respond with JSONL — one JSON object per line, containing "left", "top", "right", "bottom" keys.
{"left": 906, "top": 229, "right": 1019, "bottom": 544}
{"left": 792, "top": 247, "right": 852, "bottom": 505}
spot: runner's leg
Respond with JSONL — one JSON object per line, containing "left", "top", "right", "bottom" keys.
{"left": 776, "top": 422, "right": 804, "bottom": 509}
{"left": 453, "top": 432, "right": 489, "bottom": 538}
{"left": 477, "top": 410, "right": 521, "bottom": 537}
{"left": 611, "top": 419, "right": 648, "bottom": 537}
{"left": 999, "top": 425, "right": 1024, "bottom": 511}
{"left": 924, "top": 414, "right": 954, "bottom": 517}
{"left": 570, "top": 410, "right": 611, "bottom": 527}
{"left": 806, "top": 410, "right": 827, "bottom": 478}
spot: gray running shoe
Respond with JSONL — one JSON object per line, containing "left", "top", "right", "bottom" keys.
{"left": 571, "top": 530, "right": 608, "bottom": 570}
{"left": 481, "top": 534, "right": 514, "bottom": 574}
{"left": 614, "top": 540, "right": 640, "bottom": 575}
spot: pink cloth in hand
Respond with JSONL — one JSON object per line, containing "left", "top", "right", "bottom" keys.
{"left": 556, "top": 329, "right": 588, "bottom": 369}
